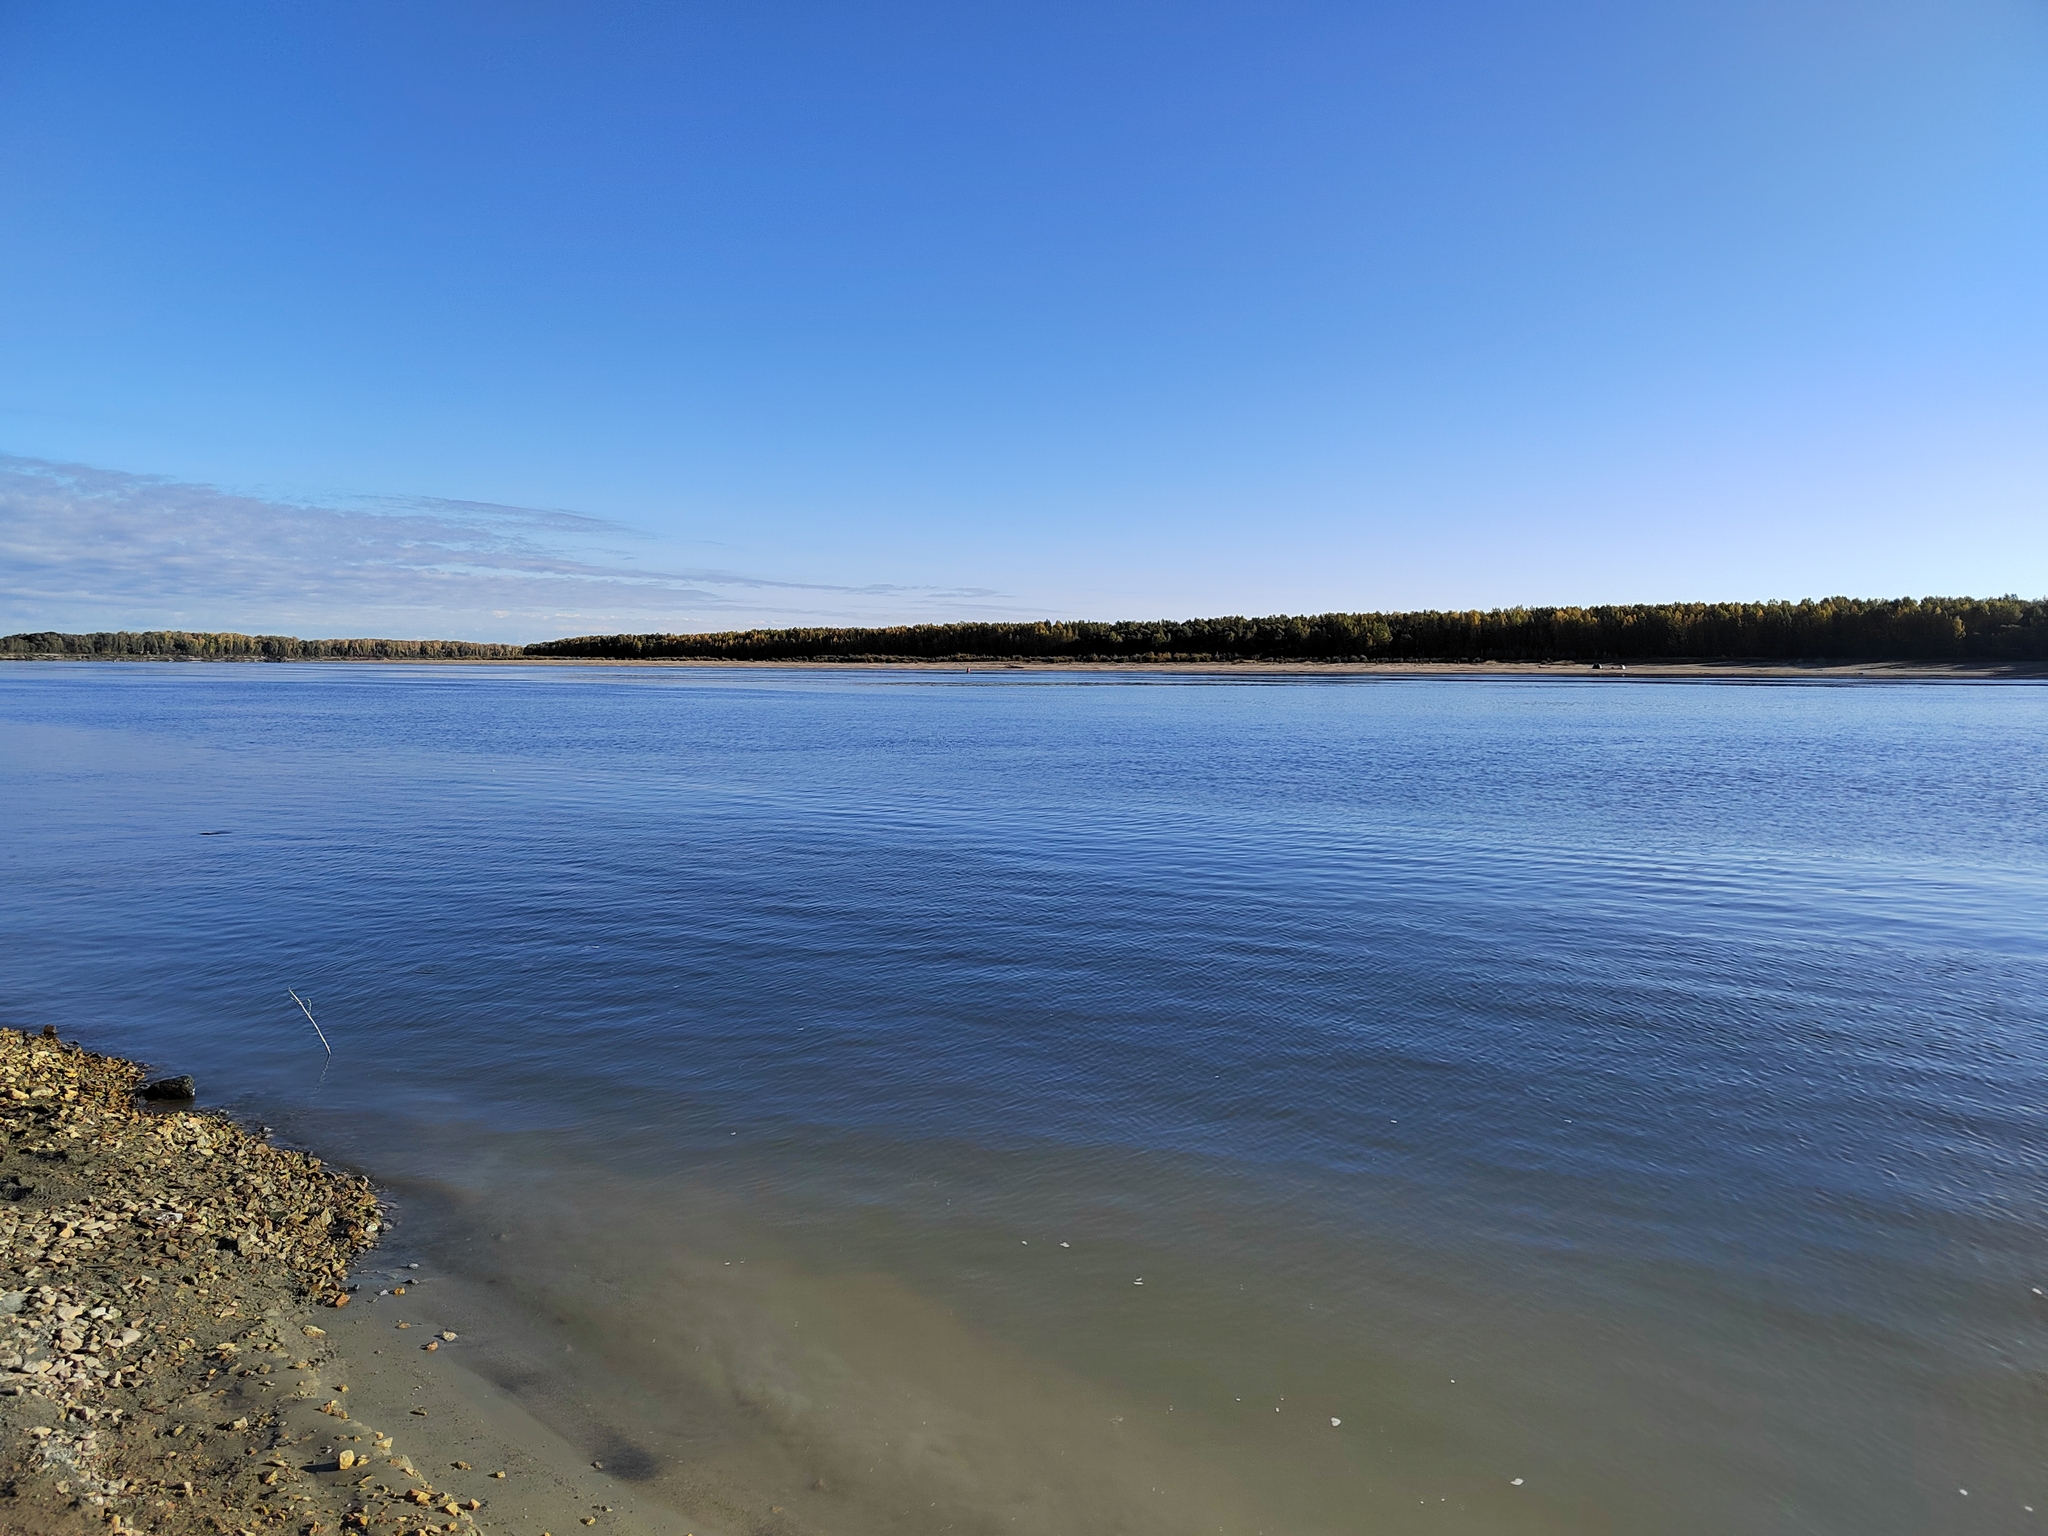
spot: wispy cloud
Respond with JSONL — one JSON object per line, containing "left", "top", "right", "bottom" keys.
{"left": 0, "top": 455, "right": 1008, "bottom": 641}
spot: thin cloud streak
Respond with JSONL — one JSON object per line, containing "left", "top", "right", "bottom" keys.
{"left": 0, "top": 456, "right": 1011, "bottom": 641}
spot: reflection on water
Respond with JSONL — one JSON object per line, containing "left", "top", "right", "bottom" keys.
{"left": 4, "top": 665, "right": 2047, "bottom": 1533}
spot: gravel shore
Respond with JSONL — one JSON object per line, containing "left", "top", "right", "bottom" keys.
{"left": 0, "top": 1027, "right": 394, "bottom": 1536}
{"left": 0, "top": 1030, "right": 684, "bottom": 1536}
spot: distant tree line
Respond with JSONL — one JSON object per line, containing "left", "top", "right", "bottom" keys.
{"left": 526, "top": 597, "right": 2047, "bottom": 664}
{"left": 0, "top": 630, "right": 524, "bottom": 661}
{"left": 7, "top": 597, "right": 2045, "bottom": 666}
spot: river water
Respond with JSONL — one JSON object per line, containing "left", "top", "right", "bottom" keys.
{"left": 3, "top": 663, "right": 2045, "bottom": 1534}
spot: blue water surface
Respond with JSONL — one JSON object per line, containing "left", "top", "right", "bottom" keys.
{"left": 3, "top": 663, "right": 2045, "bottom": 1533}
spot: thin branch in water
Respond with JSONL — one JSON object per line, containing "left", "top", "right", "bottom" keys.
{"left": 287, "top": 989, "right": 333, "bottom": 1057}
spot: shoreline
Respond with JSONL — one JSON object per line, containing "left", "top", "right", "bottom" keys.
{"left": 4, "top": 655, "right": 2043, "bottom": 680}
{"left": 0, "top": 1031, "right": 676, "bottom": 1536}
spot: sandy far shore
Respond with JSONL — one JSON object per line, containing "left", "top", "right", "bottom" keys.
{"left": 7, "top": 654, "right": 2043, "bottom": 679}
{"left": 0, "top": 1029, "right": 689, "bottom": 1536}
{"left": 478, "top": 657, "right": 2046, "bottom": 680}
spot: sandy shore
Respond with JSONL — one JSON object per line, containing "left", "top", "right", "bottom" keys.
{"left": 6, "top": 655, "right": 2042, "bottom": 679}
{"left": 0, "top": 1030, "right": 684, "bottom": 1536}
{"left": 492, "top": 658, "right": 2043, "bottom": 680}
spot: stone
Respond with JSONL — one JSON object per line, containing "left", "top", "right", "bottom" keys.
{"left": 140, "top": 1075, "right": 196, "bottom": 1101}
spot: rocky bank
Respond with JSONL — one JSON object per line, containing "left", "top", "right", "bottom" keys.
{"left": 0, "top": 1025, "right": 478, "bottom": 1536}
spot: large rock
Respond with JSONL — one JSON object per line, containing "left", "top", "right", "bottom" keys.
{"left": 140, "top": 1074, "right": 196, "bottom": 1100}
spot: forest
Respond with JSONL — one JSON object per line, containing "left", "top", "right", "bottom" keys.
{"left": 526, "top": 597, "right": 2047, "bottom": 664}
{"left": 0, "top": 630, "right": 524, "bottom": 661}
{"left": 7, "top": 597, "right": 2045, "bottom": 665}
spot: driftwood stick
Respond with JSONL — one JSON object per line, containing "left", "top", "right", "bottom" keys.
{"left": 287, "top": 989, "right": 333, "bottom": 1057}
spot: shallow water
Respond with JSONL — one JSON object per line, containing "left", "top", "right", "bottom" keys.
{"left": 4, "top": 663, "right": 2046, "bottom": 1533}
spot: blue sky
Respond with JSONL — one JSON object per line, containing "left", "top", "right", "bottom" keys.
{"left": 2, "top": 0, "right": 2043, "bottom": 640}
